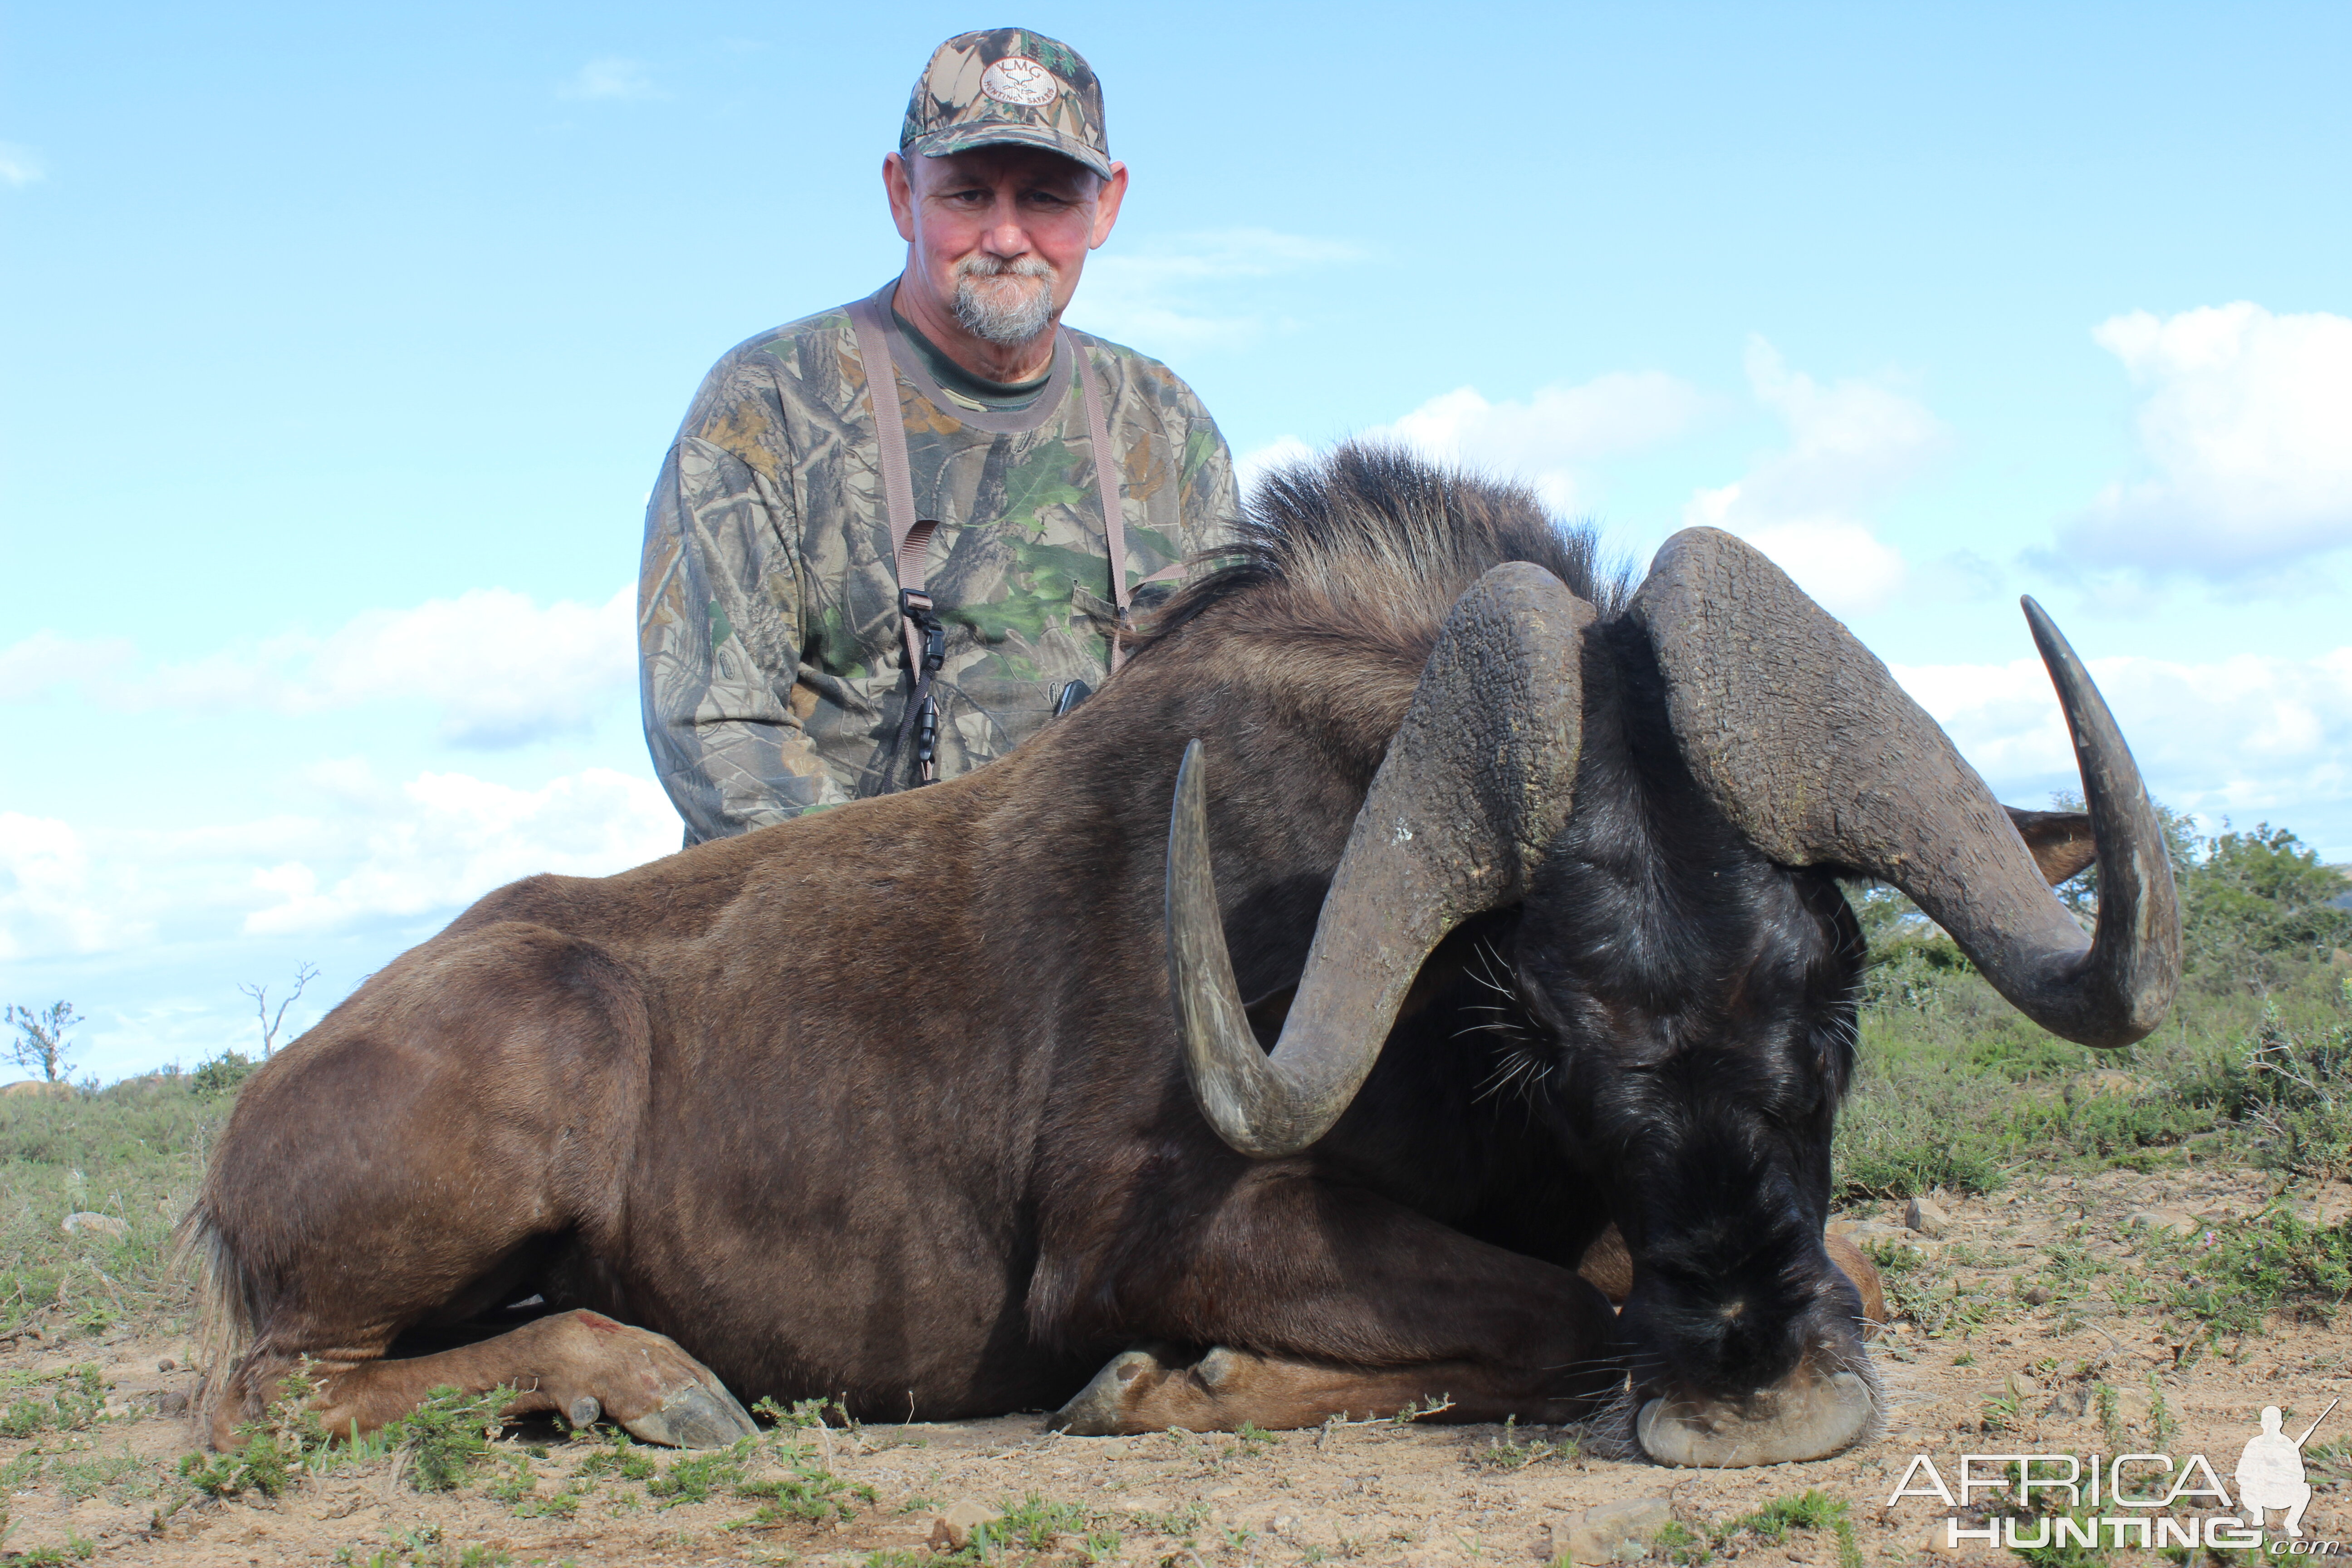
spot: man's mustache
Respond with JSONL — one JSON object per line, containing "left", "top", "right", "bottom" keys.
{"left": 955, "top": 256, "right": 1055, "bottom": 284}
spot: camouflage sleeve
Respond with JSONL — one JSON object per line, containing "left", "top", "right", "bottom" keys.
{"left": 638, "top": 385, "right": 848, "bottom": 843}
{"left": 1176, "top": 403, "right": 1242, "bottom": 564}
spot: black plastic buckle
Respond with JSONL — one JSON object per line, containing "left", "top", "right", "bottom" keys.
{"left": 900, "top": 588, "right": 947, "bottom": 673}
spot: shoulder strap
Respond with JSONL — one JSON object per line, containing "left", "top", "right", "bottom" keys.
{"left": 846, "top": 295, "right": 939, "bottom": 623}
{"left": 847, "top": 294, "right": 945, "bottom": 786}
{"left": 1069, "top": 335, "right": 1132, "bottom": 672}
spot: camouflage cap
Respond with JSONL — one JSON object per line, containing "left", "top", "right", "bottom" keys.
{"left": 900, "top": 28, "right": 1112, "bottom": 181}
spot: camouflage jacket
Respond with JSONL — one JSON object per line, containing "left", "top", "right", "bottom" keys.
{"left": 639, "top": 284, "right": 1240, "bottom": 843}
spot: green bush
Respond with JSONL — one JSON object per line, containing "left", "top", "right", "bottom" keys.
{"left": 189, "top": 1051, "right": 255, "bottom": 1100}
{"left": 2182, "top": 825, "right": 2352, "bottom": 992}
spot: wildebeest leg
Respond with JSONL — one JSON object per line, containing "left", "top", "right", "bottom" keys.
{"left": 1054, "top": 1343, "right": 1592, "bottom": 1435}
{"left": 1046, "top": 1170, "right": 1621, "bottom": 1435}
{"left": 220, "top": 1310, "right": 755, "bottom": 1450}
{"left": 195, "top": 923, "right": 753, "bottom": 1450}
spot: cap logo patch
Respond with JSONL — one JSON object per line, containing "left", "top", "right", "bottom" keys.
{"left": 980, "top": 56, "right": 1059, "bottom": 107}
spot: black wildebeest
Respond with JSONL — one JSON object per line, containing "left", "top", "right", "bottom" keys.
{"left": 186, "top": 446, "right": 2177, "bottom": 1466}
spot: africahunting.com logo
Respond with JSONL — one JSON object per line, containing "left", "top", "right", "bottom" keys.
{"left": 1888, "top": 1399, "right": 2337, "bottom": 1552}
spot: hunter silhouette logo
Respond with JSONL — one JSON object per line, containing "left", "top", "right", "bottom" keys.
{"left": 1888, "top": 1396, "right": 2340, "bottom": 1551}
{"left": 2239, "top": 1399, "right": 2334, "bottom": 1539}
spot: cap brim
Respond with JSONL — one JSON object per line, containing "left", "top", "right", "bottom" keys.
{"left": 905, "top": 123, "right": 1113, "bottom": 181}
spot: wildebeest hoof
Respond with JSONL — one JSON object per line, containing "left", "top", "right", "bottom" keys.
{"left": 621, "top": 1382, "right": 758, "bottom": 1449}
{"left": 1636, "top": 1369, "right": 1876, "bottom": 1467}
{"left": 1049, "top": 1346, "right": 1176, "bottom": 1436}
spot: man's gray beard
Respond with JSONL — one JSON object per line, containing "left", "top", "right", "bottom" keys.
{"left": 951, "top": 259, "right": 1057, "bottom": 346}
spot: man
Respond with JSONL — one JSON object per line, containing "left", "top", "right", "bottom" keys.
{"left": 2235, "top": 1403, "right": 2321, "bottom": 1539}
{"left": 639, "top": 28, "right": 1240, "bottom": 843}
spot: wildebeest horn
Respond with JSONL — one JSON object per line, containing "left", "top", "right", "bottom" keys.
{"left": 1167, "top": 562, "right": 1596, "bottom": 1157}
{"left": 1628, "top": 528, "right": 2180, "bottom": 1049}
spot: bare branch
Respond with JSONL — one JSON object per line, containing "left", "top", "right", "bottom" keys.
{"left": 240, "top": 963, "right": 320, "bottom": 1058}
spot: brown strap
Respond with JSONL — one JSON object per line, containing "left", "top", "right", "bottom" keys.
{"left": 1070, "top": 337, "right": 1132, "bottom": 671}
{"left": 846, "top": 294, "right": 938, "bottom": 682}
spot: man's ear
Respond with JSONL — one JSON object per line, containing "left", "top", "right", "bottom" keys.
{"left": 884, "top": 152, "right": 917, "bottom": 243}
{"left": 1089, "top": 162, "right": 1129, "bottom": 250}
{"left": 2007, "top": 806, "right": 2097, "bottom": 886}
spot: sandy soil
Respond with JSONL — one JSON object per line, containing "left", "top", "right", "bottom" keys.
{"left": 5, "top": 1167, "right": 2347, "bottom": 1566}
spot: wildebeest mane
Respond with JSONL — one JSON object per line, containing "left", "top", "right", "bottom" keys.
{"left": 1139, "top": 442, "right": 1630, "bottom": 664}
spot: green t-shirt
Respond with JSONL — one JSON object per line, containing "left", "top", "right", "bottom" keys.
{"left": 891, "top": 308, "right": 1051, "bottom": 412}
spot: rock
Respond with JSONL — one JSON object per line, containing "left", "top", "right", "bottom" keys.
{"left": 1562, "top": 1496, "right": 1674, "bottom": 1564}
{"left": 2023, "top": 1286, "right": 2053, "bottom": 1306}
{"left": 2044, "top": 1383, "right": 2090, "bottom": 1417}
{"left": 157, "top": 1357, "right": 176, "bottom": 1372}
{"left": 1920, "top": 1517, "right": 1977, "bottom": 1554}
{"left": 1836, "top": 1218, "right": 1912, "bottom": 1247}
{"left": 3, "top": 1080, "right": 76, "bottom": 1099}
{"left": 1906, "top": 1196, "right": 1950, "bottom": 1237}
{"left": 931, "top": 1499, "right": 1003, "bottom": 1552}
{"left": 2108, "top": 1384, "right": 2153, "bottom": 1429}
{"left": 61, "top": 1211, "right": 128, "bottom": 1240}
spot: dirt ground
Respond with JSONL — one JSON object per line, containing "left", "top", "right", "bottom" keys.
{"left": 5, "top": 1166, "right": 2347, "bottom": 1567}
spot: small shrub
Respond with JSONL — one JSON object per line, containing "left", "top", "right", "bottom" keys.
{"left": 980, "top": 1493, "right": 1090, "bottom": 1553}
{"left": 732, "top": 1448, "right": 877, "bottom": 1526}
{"left": 386, "top": 1384, "right": 512, "bottom": 1492}
{"left": 575, "top": 1431, "right": 657, "bottom": 1482}
{"left": 2161, "top": 1201, "right": 2352, "bottom": 1337}
{"left": 646, "top": 1439, "right": 753, "bottom": 1506}
{"left": 485, "top": 1454, "right": 537, "bottom": 1505}
{"left": 1473, "top": 1414, "right": 1574, "bottom": 1469}
{"left": 189, "top": 1051, "right": 255, "bottom": 1100}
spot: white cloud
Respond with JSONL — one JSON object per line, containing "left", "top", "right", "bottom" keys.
{"left": 1074, "top": 229, "right": 1362, "bottom": 352}
{"left": 1234, "top": 436, "right": 1315, "bottom": 500}
{"left": 239, "top": 765, "right": 678, "bottom": 936}
{"left": 0, "top": 142, "right": 43, "bottom": 186}
{"left": 560, "top": 57, "right": 665, "bottom": 102}
{"left": 2, "top": 586, "right": 635, "bottom": 747}
{"left": 0, "top": 813, "right": 116, "bottom": 960}
{"left": 1361, "top": 374, "right": 1706, "bottom": 514}
{"left": 1680, "top": 339, "right": 1945, "bottom": 617}
{"left": 2063, "top": 303, "right": 2352, "bottom": 581}
{"left": 1896, "top": 643, "right": 2352, "bottom": 854}
{"left": 0, "top": 764, "right": 679, "bottom": 963}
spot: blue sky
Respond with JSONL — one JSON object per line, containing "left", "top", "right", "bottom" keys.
{"left": 5, "top": 2, "right": 2349, "bottom": 1081}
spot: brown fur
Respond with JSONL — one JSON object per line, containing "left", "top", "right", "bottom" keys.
{"left": 186, "top": 447, "right": 2005, "bottom": 1446}
{"left": 188, "top": 448, "right": 1638, "bottom": 1440}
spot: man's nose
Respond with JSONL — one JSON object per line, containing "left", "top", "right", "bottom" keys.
{"left": 979, "top": 198, "right": 1030, "bottom": 256}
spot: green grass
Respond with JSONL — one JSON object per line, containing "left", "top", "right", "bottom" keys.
{"left": 1644, "top": 1490, "right": 1862, "bottom": 1568}
{"left": 1836, "top": 930, "right": 2352, "bottom": 1201}
{"left": 0, "top": 1068, "right": 231, "bottom": 1342}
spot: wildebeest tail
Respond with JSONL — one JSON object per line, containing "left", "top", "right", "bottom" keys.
{"left": 174, "top": 1200, "right": 258, "bottom": 1431}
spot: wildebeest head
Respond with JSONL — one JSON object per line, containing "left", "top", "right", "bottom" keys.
{"left": 1164, "top": 461, "right": 2180, "bottom": 1466}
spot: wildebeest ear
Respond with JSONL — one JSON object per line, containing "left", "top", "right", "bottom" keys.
{"left": 2006, "top": 807, "right": 2095, "bottom": 887}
